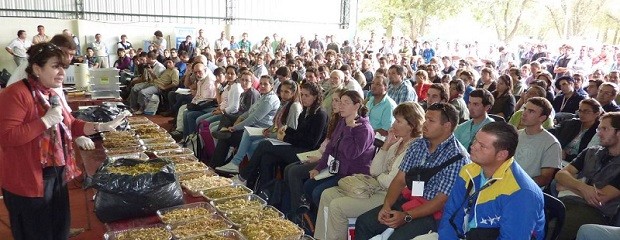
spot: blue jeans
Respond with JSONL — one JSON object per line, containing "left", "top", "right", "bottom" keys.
{"left": 196, "top": 112, "right": 216, "bottom": 125}
{"left": 182, "top": 108, "right": 214, "bottom": 138}
{"left": 230, "top": 129, "right": 265, "bottom": 165}
{"left": 303, "top": 176, "right": 341, "bottom": 207}
{"left": 577, "top": 224, "right": 620, "bottom": 240}
{"left": 196, "top": 113, "right": 223, "bottom": 131}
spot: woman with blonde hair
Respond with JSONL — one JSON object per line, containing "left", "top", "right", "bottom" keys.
{"left": 314, "top": 102, "right": 425, "bottom": 240}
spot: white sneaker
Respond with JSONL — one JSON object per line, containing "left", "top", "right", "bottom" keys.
{"left": 230, "top": 174, "right": 246, "bottom": 186}
{"left": 216, "top": 162, "right": 240, "bottom": 173}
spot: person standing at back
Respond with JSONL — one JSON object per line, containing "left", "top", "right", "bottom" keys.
{"left": 5, "top": 30, "right": 31, "bottom": 67}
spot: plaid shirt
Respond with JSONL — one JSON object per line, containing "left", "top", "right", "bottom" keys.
{"left": 387, "top": 80, "right": 417, "bottom": 104}
{"left": 399, "top": 135, "right": 470, "bottom": 200}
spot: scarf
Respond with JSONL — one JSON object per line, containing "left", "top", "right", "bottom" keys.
{"left": 27, "top": 78, "right": 82, "bottom": 183}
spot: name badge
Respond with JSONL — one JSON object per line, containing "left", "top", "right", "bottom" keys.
{"left": 411, "top": 181, "right": 425, "bottom": 197}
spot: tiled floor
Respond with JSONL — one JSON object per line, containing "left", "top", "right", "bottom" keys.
{"left": 0, "top": 114, "right": 174, "bottom": 240}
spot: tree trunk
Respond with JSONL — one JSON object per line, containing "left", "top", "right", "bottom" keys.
{"left": 418, "top": 16, "right": 427, "bottom": 37}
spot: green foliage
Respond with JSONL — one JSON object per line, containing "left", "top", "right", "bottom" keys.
{"left": 356, "top": 0, "right": 620, "bottom": 43}
{"left": 358, "top": 0, "right": 465, "bottom": 39}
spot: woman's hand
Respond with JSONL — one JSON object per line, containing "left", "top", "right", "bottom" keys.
{"left": 346, "top": 117, "right": 360, "bottom": 128}
{"left": 99, "top": 111, "right": 131, "bottom": 132}
{"left": 309, "top": 169, "right": 319, "bottom": 179}
{"left": 382, "top": 128, "right": 401, "bottom": 150}
{"left": 41, "top": 106, "right": 64, "bottom": 129}
{"left": 262, "top": 128, "right": 271, "bottom": 137}
{"left": 75, "top": 136, "right": 95, "bottom": 150}
{"left": 276, "top": 125, "right": 287, "bottom": 140}
{"left": 306, "top": 155, "right": 321, "bottom": 163}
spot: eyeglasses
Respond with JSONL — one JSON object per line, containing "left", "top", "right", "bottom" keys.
{"left": 428, "top": 103, "right": 451, "bottom": 122}
{"left": 31, "top": 43, "right": 61, "bottom": 60}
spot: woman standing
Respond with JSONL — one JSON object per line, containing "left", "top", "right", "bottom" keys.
{"left": 490, "top": 74, "right": 516, "bottom": 119}
{"left": 0, "top": 43, "right": 126, "bottom": 239}
{"left": 304, "top": 90, "right": 375, "bottom": 218}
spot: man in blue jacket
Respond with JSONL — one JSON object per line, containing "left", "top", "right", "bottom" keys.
{"left": 439, "top": 122, "right": 546, "bottom": 239}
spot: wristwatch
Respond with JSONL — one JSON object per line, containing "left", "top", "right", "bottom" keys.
{"left": 404, "top": 213, "right": 413, "bottom": 223}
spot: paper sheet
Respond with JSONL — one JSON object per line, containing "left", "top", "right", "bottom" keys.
{"left": 266, "top": 138, "right": 291, "bottom": 146}
{"left": 296, "top": 150, "right": 322, "bottom": 163}
{"left": 175, "top": 88, "right": 191, "bottom": 95}
{"left": 244, "top": 126, "right": 266, "bottom": 136}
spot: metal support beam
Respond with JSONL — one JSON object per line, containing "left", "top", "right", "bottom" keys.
{"left": 225, "top": 0, "right": 234, "bottom": 24}
{"left": 340, "top": 0, "right": 350, "bottom": 29}
{"left": 74, "top": 0, "right": 84, "bottom": 19}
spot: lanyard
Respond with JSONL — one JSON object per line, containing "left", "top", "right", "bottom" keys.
{"left": 449, "top": 177, "right": 497, "bottom": 239}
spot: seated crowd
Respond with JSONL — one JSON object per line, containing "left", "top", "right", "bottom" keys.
{"left": 133, "top": 33, "right": 618, "bottom": 239}
{"left": 21, "top": 27, "right": 620, "bottom": 239}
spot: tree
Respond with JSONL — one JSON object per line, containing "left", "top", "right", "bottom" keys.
{"left": 359, "top": 0, "right": 463, "bottom": 40}
{"left": 471, "top": 0, "right": 533, "bottom": 42}
{"left": 545, "top": 0, "right": 608, "bottom": 40}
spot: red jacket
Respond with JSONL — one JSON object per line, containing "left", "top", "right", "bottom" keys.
{"left": 0, "top": 80, "right": 85, "bottom": 197}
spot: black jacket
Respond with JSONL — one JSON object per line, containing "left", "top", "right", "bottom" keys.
{"left": 284, "top": 107, "right": 328, "bottom": 150}
{"left": 550, "top": 118, "right": 599, "bottom": 160}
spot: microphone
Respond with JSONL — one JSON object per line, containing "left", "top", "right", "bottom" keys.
{"left": 48, "top": 95, "right": 61, "bottom": 137}
{"left": 49, "top": 95, "right": 61, "bottom": 108}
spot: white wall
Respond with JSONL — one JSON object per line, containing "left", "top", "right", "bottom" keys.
{"left": 0, "top": 17, "right": 75, "bottom": 73}
{"left": 0, "top": 16, "right": 347, "bottom": 74}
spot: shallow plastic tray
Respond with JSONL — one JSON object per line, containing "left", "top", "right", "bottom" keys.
{"left": 177, "top": 170, "right": 218, "bottom": 183}
{"left": 102, "top": 135, "right": 142, "bottom": 148}
{"left": 144, "top": 142, "right": 182, "bottom": 152}
{"left": 157, "top": 202, "right": 218, "bottom": 224}
{"left": 175, "top": 161, "right": 209, "bottom": 174}
{"left": 165, "top": 155, "right": 199, "bottom": 164}
{"left": 181, "top": 229, "right": 247, "bottom": 240}
{"left": 181, "top": 175, "right": 233, "bottom": 197}
{"left": 167, "top": 214, "right": 234, "bottom": 239}
{"left": 200, "top": 185, "right": 253, "bottom": 201}
{"left": 240, "top": 218, "right": 304, "bottom": 240}
{"left": 141, "top": 136, "right": 176, "bottom": 145}
{"left": 154, "top": 148, "right": 194, "bottom": 158}
{"left": 210, "top": 194, "right": 267, "bottom": 214}
{"left": 103, "top": 224, "right": 171, "bottom": 240}
{"left": 223, "top": 205, "right": 284, "bottom": 227}
{"left": 101, "top": 130, "right": 136, "bottom": 140}
{"left": 104, "top": 145, "right": 146, "bottom": 156}
{"left": 106, "top": 152, "right": 149, "bottom": 161}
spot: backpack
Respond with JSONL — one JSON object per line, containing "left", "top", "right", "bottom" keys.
{"left": 0, "top": 68, "right": 11, "bottom": 88}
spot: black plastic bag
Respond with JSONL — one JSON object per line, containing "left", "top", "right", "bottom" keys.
{"left": 88, "top": 158, "right": 184, "bottom": 222}
{"left": 72, "top": 103, "right": 130, "bottom": 131}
